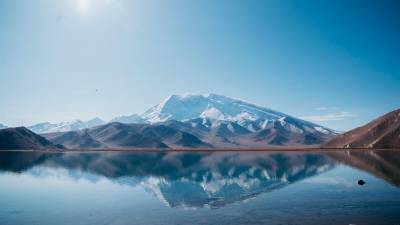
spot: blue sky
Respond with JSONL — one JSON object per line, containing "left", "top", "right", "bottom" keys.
{"left": 0, "top": 0, "right": 399, "bottom": 131}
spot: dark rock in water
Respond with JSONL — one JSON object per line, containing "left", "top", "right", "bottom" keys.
{"left": 358, "top": 180, "right": 365, "bottom": 186}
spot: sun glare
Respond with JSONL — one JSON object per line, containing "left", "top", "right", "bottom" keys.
{"left": 76, "top": 0, "right": 92, "bottom": 16}
{"left": 75, "top": 0, "right": 115, "bottom": 16}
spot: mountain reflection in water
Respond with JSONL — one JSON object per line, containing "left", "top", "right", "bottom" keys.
{"left": 0, "top": 150, "right": 399, "bottom": 209}
{"left": 328, "top": 150, "right": 400, "bottom": 186}
{"left": 0, "top": 151, "right": 335, "bottom": 208}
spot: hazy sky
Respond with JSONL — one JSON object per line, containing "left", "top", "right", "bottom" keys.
{"left": 0, "top": 0, "right": 399, "bottom": 131}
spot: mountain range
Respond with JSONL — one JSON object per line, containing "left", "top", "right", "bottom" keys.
{"left": 12, "top": 94, "right": 333, "bottom": 136}
{"left": 27, "top": 118, "right": 106, "bottom": 134}
{"left": 0, "top": 93, "right": 398, "bottom": 150}
{"left": 39, "top": 94, "right": 335, "bottom": 149}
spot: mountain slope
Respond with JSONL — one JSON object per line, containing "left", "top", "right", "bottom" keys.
{"left": 0, "top": 123, "right": 7, "bottom": 130}
{"left": 89, "top": 123, "right": 168, "bottom": 149}
{"left": 44, "top": 130, "right": 105, "bottom": 149}
{"left": 323, "top": 109, "right": 400, "bottom": 148}
{"left": 142, "top": 94, "right": 334, "bottom": 133}
{"left": 0, "top": 127, "right": 61, "bottom": 150}
{"left": 182, "top": 116, "right": 334, "bottom": 147}
{"left": 44, "top": 122, "right": 211, "bottom": 149}
{"left": 140, "top": 124, "right": 211, "bottom": 148}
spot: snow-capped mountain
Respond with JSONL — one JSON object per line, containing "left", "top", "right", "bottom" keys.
{"left": 142, "top": 93, "right": 334, "bottom": 135}
{"left": 142, "top": 93, "right": 287, "bottom": 123}
{"left": 28, "top": 118, "right": 105, "bottom": 134}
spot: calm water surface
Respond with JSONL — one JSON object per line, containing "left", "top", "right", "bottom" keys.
{"left": 0, "top": 150, "right": 399, "bottom": 225}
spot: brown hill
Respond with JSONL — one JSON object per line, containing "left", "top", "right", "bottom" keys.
{"left": 323, "top": 109, "right": 400, "bottom": 148}
{"left": 0, "top": 127, "right": 62, "bottom": 150}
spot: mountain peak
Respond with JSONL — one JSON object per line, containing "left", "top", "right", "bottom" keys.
{"left": 85, "top": 117, "right": 105, "bottom": 128}
{"left": 143, "top": 94, "right": 209, "bottom": 123}
{"left": 143, "top": 93, "right": 297, "bottom": 124}
{"left": 169, "top": 93, "right": 205, "bottom": 99}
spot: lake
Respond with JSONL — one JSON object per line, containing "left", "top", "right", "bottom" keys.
{"left": 0, "top": 150, "right": 399, "bottom": 225}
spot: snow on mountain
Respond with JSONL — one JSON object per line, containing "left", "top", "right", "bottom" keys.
{"left": 28, "top": 120, "right": 87, "bottom": 134}
{"left": 142, "top": 93, "right": 287, "bottom": 123}
{"left": 142, "top": 94, "right": 210, "bottom": 123}
{"left": 199, "top": 107, "right": 225, "bottom": 121}
{"left": 28, "top": 118, "right": 105, "bottom": 134}
{"left": 28, "top": 114, "right": 144, "bottom": 134}
{"left": 110, "top": 114, "right": 145, "bottom": 124}
{"left": 141, "top": 93, "right": 335, "bottom": 135}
